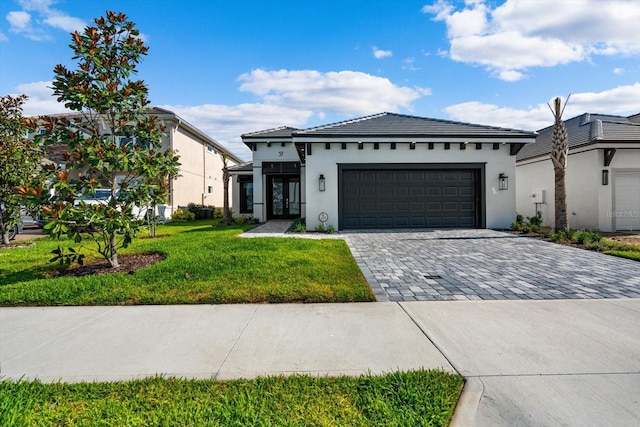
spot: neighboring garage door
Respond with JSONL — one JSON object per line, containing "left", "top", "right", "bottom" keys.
{"left": 615, "top": 171, "right": 640, "bottom": 231}
{"left": 341, "top": 167, "right": 480, "bottom": 229}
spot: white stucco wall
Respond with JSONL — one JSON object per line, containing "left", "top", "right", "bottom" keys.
{"left": 516, "top": 148, "right": 640, "bottom": 232}
{"left": 304, "top": 142, "right": 517, "bottom": 230}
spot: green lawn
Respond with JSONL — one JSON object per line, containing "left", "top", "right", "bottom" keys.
{"left": 0, "top": 221, "right": 375, "bottom": 306}
{"left": 0, "top": 370, "right": 463, "bottom": 427}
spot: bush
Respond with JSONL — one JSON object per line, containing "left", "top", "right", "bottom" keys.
{"left": 562, "top": 228, "right": 576, "bottom": 241}
{"left": 576, "top": 230, "right": 602, "bottom": 245}
{"left": 187, "top": 203, "right": 215, "bottom": 220}
{"left": 314, "top": 224, "right": 325, "bottom": 232}
{"left": 510, "top": 221, "right": 522, "bottom": 232}
{"left": 290, "top": 218, "right": 306, "bottom": 233}
{"left": 171, "top": 209, "right": 195, "bottom": 222}
{"left": 326, "top": 225, "right": 336, "bottom": 234}
{"left": 515, "top": 214, "right": 524, "bottom": 225}
{"left": 527, "top": 212, "right": 543, "bottom": 227}
{"left": 551, "top": 232, "right": 564, "bottom": 242}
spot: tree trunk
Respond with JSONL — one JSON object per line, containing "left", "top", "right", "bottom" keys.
{"left": 109, "top": 232, "right": 119, "bottom": 267}
{"left": 2, "top": 231, "right": 9, "bottom": 245}
{"left": 554, "top": 165, "right": 568, "bottom": 230}
{"left": 549, "top": 96, "right": 569, "bottom": 231}
{"left": 222, "top": 166, "right": 230, "bottom": 223}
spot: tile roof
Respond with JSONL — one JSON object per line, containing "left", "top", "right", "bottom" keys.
{"left": 242, "top": 126, "right": 299, "bottom": 139}
{"left": 517, "top": 113, "right": 640, "bottom": 161}
{"left": 294, "top": 112, "right": 536, "bottom": 138}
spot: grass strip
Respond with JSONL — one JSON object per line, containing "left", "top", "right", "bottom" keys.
{"left": 0, "top": 221, "right": 374, "bottom": 306}
{"left": 0, "top": 369, "right": 463, "bottom": 427}
{"left": 606, "top": 250, "right": 640, "bottom": 262}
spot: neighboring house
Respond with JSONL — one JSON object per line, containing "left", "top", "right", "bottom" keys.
{"left": 516, "top": 113, "right": 640, "bottom": 232}
{"left": 230, "top": 112, "right": 536, "bottom": 230}
{"left": 43, "top": 107, "right": 242, "bottom": 217}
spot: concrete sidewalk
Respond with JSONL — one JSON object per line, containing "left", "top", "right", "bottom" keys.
{"left": 2, "top": 299, "right": 639, "bottom": 426}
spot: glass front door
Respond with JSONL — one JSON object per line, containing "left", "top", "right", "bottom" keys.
{"left": 268, "top": 176, "right": 300, "bottom": 219}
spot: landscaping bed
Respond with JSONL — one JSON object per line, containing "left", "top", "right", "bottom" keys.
{"left": 0, "top": 220, "right": 375, "bottom": 306}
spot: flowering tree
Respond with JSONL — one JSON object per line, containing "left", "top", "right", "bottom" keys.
{"left": 0, "top": 94, "right": 50, "bottom": 244}
{"left": 37, "top": 11, "right": 180, "bottom": 267}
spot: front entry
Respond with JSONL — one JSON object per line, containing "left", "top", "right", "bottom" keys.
{"left": 267, "top": 175, "right": 300, "bottom": 219}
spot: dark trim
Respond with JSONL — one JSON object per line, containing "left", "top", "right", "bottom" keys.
{"left": 510, "top": 143, "right": 525, "bottom": 156}
{"left": 293, "top": 132, "right": 535, "bottom": 139}
{"left": 444, "top": 143, "right": 450, "bottom": 150}
{"left": 493, "top": 143, "right": 500, "bottom": 150}
{"left": 237, "top": 175, "right": 253, "bottom": 183}
{"left": 476, "top": 143, "right": 482, "bottom": 150}
{"left": 266, "top": 141, "right": 271, "bottom": 147}
{"left": 262, "top": 161, "right": 300, "bottom": 174}
{"left": 294, "top": 142, "right": 306, "bottom": 164}
{"left": 410, "top": 141, "right": 416, "bottom": 150}
{"left": 306, "top": 143, "right": 312, "bottom": 156}
{"left": 604, "top": 148, "right": 617, "bottom": 166}
{"left": 342, "top": 142, "right": 347, "bottom": 149}
{"left": 358, "top": 142, "right": 363, "bottom": 150}
{"left": 374, "top": 142, "right": 379, "bottom": 150}
{"left": 391, "top": 142, "right": 396, "bottom": 149}
{"left": 428, "top": 142, "right": 434, "bottom": 150}
{"left": 337, "top": 163, "right": 486, "bottom": 230}
{"left": 281, "top": 141, "right": 286, "bottom": 147}
{"left": 325, "top": 142, "right": 331, "bottom": 150}
{"left": 460, "top": 143, "right": 466, "bottom": 150}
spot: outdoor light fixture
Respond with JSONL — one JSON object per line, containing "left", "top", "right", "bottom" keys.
{"left": 602, "top": 169, "right": 609, "bottom": 185}
{"left": 319, "top": 174, "right": 326, "bottom": 192}
{"left": 499, "top": 173, "right": 508, "bottom": 190}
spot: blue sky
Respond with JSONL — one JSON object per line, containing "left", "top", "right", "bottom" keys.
{"left": 2, "top": 0, "right": 640, "bottom": 160}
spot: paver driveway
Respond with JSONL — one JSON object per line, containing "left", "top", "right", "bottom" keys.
{"left": 343, "top": 229, "right": 640, "bottom": 302}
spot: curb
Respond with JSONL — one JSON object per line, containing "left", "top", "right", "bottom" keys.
{"left": 449, "top": 377, "right": 484, "bottom": 427}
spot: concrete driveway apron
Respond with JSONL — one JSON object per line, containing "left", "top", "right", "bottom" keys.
{"left": 343, "top": 229, "right": 640, "bottom": 302}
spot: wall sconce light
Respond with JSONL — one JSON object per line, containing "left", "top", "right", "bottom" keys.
{"left": 602, "top": 169, "right": 609, "bottom": 185}
{"left": 319, "top": 174, "right": 326, "bottom": 192}
{"left": 499, "top": 173, "right": 508, "bottom": 190}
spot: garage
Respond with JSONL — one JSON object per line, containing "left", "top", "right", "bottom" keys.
{"left": 615, "top": 171, "right": 640, "bottom": 230}
{"left": 339, "top": 165, "right": 483, "bottom": 229}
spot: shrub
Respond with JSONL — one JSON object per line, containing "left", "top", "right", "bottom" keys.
{"left": 515, "top": 214, "right": 524, "bottom": 225}
{"left": 315, "top": 224, "right": 325, "bottom": 232}
{"left": 510, "top": 221, "right": 522, "bottom": 232}
{"left": 171, "top": 209, "right": 195, "bottom": 222}
{"left": 527, "top": 212, "right": 543, "bottom": 227}
{"left": 562, "top": 228, "right": 576, "bottom": 241}
{"left": 233, "top": 215, "right": 246, "bottom": 225}
{"left": 575, "top": 230, "right": 602, "bottom": 245}
{"left": 290, "top": 217, "right": 306, "bottom": 233}
{"left": 521, "top": 226, "right": 530, "bottom": 234}
{"left": 326, "top": 225, "right": 336, "bottom": 234}
{"left": 585, "top": 240, "right": 606, "bottom": 251}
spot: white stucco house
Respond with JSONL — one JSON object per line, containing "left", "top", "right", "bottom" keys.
{"left": 230, "top": 112, "right": 536, "bottom": 231}
{"left": 516, "top": 113, "right": 640, "bottom": 232}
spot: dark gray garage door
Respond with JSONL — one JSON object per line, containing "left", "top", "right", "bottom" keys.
{"left": 341, "top": 168, "right": 479, "bottom": 229}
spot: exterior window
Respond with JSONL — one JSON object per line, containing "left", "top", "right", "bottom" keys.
{"left": 240, "top": 181, "right": 253, "bottom": 213}
{"left": 207, "top": 146, "right": 218, "bottom": 154}
{"left": 207, "top": 186, "right": 213, "bottom": 194}
{"left": 117, "top": 136, "right": 150, "bottom": 149}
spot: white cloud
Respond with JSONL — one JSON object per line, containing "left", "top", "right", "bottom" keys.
{"left": 444, "top": 83, "right": 640, "bottom": 131}
{"left": 423, "top": 0, "right": 640, "bottom": 81}
{"left": 237, "top": 69, "right": 426, "bottom": 115}
{"left": 13, "top": 81, "right": 70, "bottom": 116}
{"left": 372, "top": 46, "right": 393, "bottom": 59}
{"left": 0, "top": 31, "right": 7, "bottom": 42}
{"left": 402, "top": 57, "right": 420, "bottom": 71}
{"left": 613, "top": 68, "right": 625, "bottom": 75}
{"left": 6, "top": 0, "right": 85, "bottom": 41}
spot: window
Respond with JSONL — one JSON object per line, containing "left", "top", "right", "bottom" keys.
{"left": 206, "top": 146, "right": 218, "bottom": 155}
{"left": 116, "top": 136, "right": 150, "bottom": 149}
{"left": 207, "top": 186, "right": 213, "bottom": 194}
{"left": 240, "top": 180, "right": 253, "bottom": 214}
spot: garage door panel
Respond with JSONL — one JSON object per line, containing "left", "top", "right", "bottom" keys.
{"left": 342, "top": 168, "right": 479, "bottom": 229}
{"left": 615, "top": 172, "right": 640, "bottom": 230}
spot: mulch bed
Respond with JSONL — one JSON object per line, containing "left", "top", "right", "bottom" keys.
{"left": 48, "top": 252, "right": 165, "bottom": 277}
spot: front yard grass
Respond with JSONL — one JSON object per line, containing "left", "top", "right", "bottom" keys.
{"left": 0, "top": 370, "right": 463, "bottom": 427}
{"left": 0, "top": 221, "right": 375, "bottom": 306}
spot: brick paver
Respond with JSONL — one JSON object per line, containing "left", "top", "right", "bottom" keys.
{"left": 343, "top": 229, "right": 640, "bottom": 302}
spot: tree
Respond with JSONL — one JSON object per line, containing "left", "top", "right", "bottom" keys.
{"left": 548, "top": 96, "right": 570, "bottom": 231}
{"left": 0, "top": 94, "right": 50, "bottom": 244}
{"left": 37, "top": 11, "right": 180, "bottom": 267}
{"left": 221, "top": 152, "right": 230, "bottom": 224}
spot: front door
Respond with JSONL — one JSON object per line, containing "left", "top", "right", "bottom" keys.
{"left": 268, "top": 176, "right": 300, "bottom": 219}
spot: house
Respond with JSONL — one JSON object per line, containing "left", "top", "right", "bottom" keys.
{"left": 230, "top": 112, "right": 536, "bottom": 230}
{"left": 516, "top": 113, "right": 640, "bottom": 232}
{"left": 43, "top": 107, "right": 243, "bottom": 217}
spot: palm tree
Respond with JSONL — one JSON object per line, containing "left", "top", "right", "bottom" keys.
{"left": 548, "top": 96, "right": 570, "bottom": 231}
